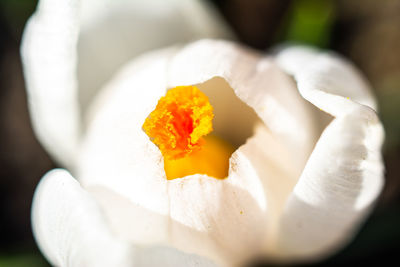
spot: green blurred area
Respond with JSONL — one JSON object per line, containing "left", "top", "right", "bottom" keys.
{"left": 378, "top": 77, "right": 400, "bottom": 149}
{"left": 0, "top": 253, "right": 49, "bottom": 267}
{"left": 0, "top": 0, "right": 36, "bottom": 38}
{"left": 282, "top": 0, "right": 335, "bottom": 47}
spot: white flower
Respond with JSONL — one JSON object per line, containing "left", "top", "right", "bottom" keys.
{"left": 22, "top": 0, "right": 384, "bottom": 267}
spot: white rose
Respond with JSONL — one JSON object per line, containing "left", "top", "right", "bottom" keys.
{"left": 21, "top": 0, "right": 384, "bottom": 266}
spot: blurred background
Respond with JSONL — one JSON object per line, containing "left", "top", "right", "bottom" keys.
{"left": 0, "top": 0, "right": 399, "bottom": 266}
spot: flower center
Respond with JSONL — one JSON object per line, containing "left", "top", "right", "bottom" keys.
{"left": 143, "top": 85, "right": 234, "bottom": 180}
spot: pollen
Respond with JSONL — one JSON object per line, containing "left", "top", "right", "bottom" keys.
{"left": 143, "top": 85, "right": 214, "bottom": 160}
{"left": 143, "top": 85, "right": 234, "bottom": 180}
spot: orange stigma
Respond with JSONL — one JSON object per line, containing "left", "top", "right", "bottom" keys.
{"left": 143, "top": 85, "right": 234, "bottom": 180}
{"left": 143, "top": 85, "right": 213, "bottom": 160}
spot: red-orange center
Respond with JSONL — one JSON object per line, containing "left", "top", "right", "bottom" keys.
{"left": 142, "top": 85, "right": 234, "bottom": 180}
{"left": 142, "top": 85, "right": 213, "bottom": 160}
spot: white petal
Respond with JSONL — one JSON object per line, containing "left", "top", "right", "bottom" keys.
{"left": 79, "top": 40, "right": 318, "bottom": 265}
{"left": 79, "top": 47, "right": 269, "bottom": 265}
{"left": 88, "top": 186, "right": 227, "bottom": 266}
{"left": 79, "top": 47, "right": 175, "bottom": 221}
{"left": 238, "top": 124, "right": 299, "bottom": 252}
{"left": 167, "top": 40, "right": 319, "bottom": 172}
{"left": 21, "top": 0, "right": 81, "bottom": 168}
{"left": 33, "top": 169, "right": 216, "bottom": 267}
{"left": 274, "top": 47, "right": 384, "bottom": 261}
{"left": 166, "top": 149, "right": 269, "bottom": 265}
{"left": 77, "top": 0, "right": 233, "bottom": 113}
{"left": 134, "top": 246, "right": 217, "bottom": 267}
{"left": 21, "top": 0, "right": 232, "bottom": 169}
{"left": 275, "top": 46, "right": 378, "bottom": 112}
{"left": 85, "top": 149, "right": 269, "bottom": 266}
{"left": 32, "top": 169, "right": 134, "bottom": 267}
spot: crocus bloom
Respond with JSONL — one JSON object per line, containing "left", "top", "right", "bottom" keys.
{"left": 22, "top": 0, "right": 384, "bottom": 266}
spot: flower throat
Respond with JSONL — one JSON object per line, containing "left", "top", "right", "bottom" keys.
{"left": 143, "top": 86, "right": 234, "bottom": 180}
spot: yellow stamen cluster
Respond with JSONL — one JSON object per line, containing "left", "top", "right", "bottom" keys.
{"left": 143, "top": 86, "right": 213, "bottom": 160}
{"left": 143, "top": 86, "right": 233, "bottom": 180}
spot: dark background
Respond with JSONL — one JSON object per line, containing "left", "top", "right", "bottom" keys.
{"left": 0, "top": 0, "right": 399, "bottom": 266}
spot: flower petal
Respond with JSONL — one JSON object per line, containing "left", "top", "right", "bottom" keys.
{"left": 238, "top": 124, "right": 300, "bottom": 252}
{"left": 134, "top": 246, "right": 217, "bottom": 267}
{"left": 79, "top": 48, "right": 270, "bottom": 264}
{"left": 275, "top": 46, "right": 378, "bottom": 112}
{"left": 274, "top": 47, "right": 384, "bottom": 261}
{"left": 165, "top": 148, "right": 269, "bottom": 265}
{"left": 87, "top": 174, "right": 266, "bottom": 266}
{"left": 33, "top": 169, "right": 217, "bottom": 266}
{"left": 21, "top": 0, "right": 81, "bottom": 168}
{"left": 77, "top": 0, "right": 234, "bottom": 113}
{"left": 79, "top": 47, "right": 176, "bottom": 218}
{"left": 21, "top": 0, "right": 232, "bottom": 169}
{"left": 32, "top": 169, "right": 134, "bottom": 267}
{"left": 79, "top": 40, "right": 318, "bottom": 265}
{"left": 167, "top": 40, "right": 319, "bottom": 172}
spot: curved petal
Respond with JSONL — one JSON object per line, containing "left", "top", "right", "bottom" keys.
{"left": 21, "top": 0, "right": 232, "bottom": 169}
{"left": 238, "top": 124, "right": 299, "bottom": 251}
{"left": 79, "top": 46, "right": 269, "bottom": 265}
{"left": 274, "top": 47, "right": 384, "bottom": 261}
{"left": 79, "top": 40, "right": 318, "bottom": 265}
{"left": 33, "top": 169, "right": 216, "bottom": 267}
{"left": 77, "top": 0, "right": 234, "bottom": 113}
{"left": 21, "top": 0, "right": 81, "bottom": 168}
{"left": 275, "top": 46, "right": 378, "bottom": 112}
{"left": 167, "top": 40, "right": 319, "bottom": 172}
{"left": 166, "top": 149, "right": 269, "bottom": 265}
{"left": 88, "top": 165, "right": 268, "bottom": 266}
{"left": 79, "top": 47, "right": 176, "bottom": 217}
{"left": 32, "top": 169, "right": 134, "bottom": 267}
